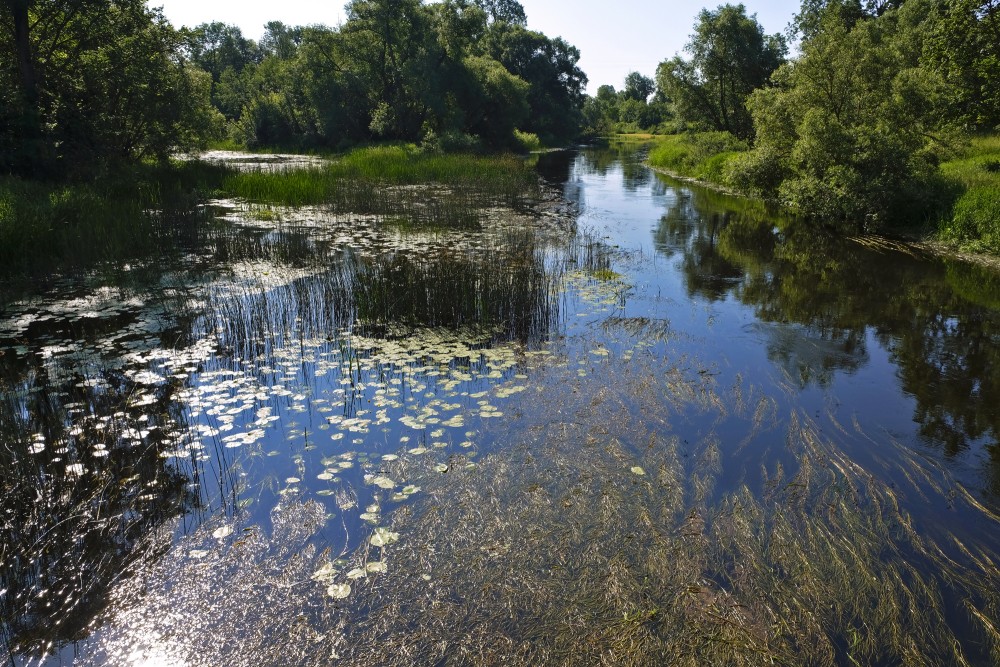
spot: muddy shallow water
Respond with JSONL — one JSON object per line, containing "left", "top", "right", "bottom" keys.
{"left": 3, "top": 145, "right": 1000, "bottom": 666}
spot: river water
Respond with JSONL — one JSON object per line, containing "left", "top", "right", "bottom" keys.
{"left": 3, "top": 144, "right": 1000, "bottom": 665}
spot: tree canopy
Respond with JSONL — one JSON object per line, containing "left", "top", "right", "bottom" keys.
{"left": 0, "top": 0, "right": 587, "bottom": 177}
{"left": 656, "top": 4, "right": 786, "bottom": 140}
{"left": 1, "top": 0, "right": 220, "bottom": 176}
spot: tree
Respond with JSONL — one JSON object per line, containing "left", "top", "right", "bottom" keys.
{"left": 484, "top": 23, "right": 587, "bottom": 143}
{"left": 657, "top": 4, "right": 786, "bottom": 139}
{"left": 474, "top": 0, "right": 526, "bottom": 25}
{"left": 1, "top": 0, "right": 218, "bottom": 175}
{"left": 729, "top": 0, "right": 956, "bottom": 229}
{"left": 925, "top": 0, "right": 1000, "bottom": 128}
{"left": 622, "top": 71, "right": 655, "bottom": 102}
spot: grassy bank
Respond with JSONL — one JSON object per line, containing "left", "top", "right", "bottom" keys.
{"left": 647, "top": 131, "right": 1000, "bottom": 256}
{"left": 938, "top": 134, "right": 1000, "bottom": 254}
{"left": 646, "top": 132, "right": 748, "bottom": 186}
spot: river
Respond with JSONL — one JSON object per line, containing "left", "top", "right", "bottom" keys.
{"left": 3, "top": 143, "right": 1000, "bottom": 665}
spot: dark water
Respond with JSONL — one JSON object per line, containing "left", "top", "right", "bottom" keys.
{"left": 3, "top": 145, "right": 1000, "bottom": 665}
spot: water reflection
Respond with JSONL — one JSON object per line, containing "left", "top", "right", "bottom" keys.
{"left": 5, "top": 146, "right": 1000, "bottom": 664}
{"left": 0, "top": 313, "right": 201, "bottom": 658}
{"left": 649, "top": 170, "right": 1000, "bottom": 495}
{"left": 1, "top": 182, "right": 585, "bottom": 662}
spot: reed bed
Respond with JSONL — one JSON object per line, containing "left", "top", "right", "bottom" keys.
{"left": 220, "top": 147, "right": 538, "bottom": 222}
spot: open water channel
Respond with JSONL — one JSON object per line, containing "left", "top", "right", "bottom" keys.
{"left": 3, "top": 143, "right": 1000, "bottom": 665}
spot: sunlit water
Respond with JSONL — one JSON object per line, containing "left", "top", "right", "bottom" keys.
{"left": 3, "top": 145, "right": 1000, "bottom": 666}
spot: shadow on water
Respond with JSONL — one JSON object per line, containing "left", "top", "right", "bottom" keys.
{"left": 0, "top": 303, "right": 203, "bottom": 659}
{"left": 649, "top": 170, "right": 1000, "bottom": 497}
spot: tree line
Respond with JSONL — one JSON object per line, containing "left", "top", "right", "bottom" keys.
{"left": 586, "top": 0, "right": 999, "bottom": 230}
{"left": 0, "top": 0, "right": 587, "bottom": 178}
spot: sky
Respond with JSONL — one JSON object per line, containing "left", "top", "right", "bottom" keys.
{"left": 149, "top": 0, "right": 803, "bottom": 95}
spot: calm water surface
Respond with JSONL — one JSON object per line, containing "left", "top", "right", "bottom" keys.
{"left": 3, "top": 145, "right": 1000, "bottom": 665}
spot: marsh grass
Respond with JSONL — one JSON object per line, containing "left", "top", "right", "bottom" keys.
{"left": 201, "top": 228, "right": 565, "bottom": 365}
{"left": 0, "top": 161, "right": 230, "bottom": 276}
{"left": 220, "top": 146, "right": 538, "bottom": 225}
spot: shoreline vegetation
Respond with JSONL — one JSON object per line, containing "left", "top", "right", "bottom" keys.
{"left": 642, "top": 131, "right": 1000, "bottom": 259}
{"left": 2, "top": 0, "right": 998, "bottom": 267}
{"left": 0, "top": 146, "right": 542, "bottom": 277}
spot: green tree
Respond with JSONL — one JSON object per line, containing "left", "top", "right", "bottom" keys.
{"left": 484, "top": 23, "right": 587, "bottom": 143}
{"left": 1, "top": 0, "right": 218, "bottom": 175}
{"left": 730, "top": 0, "right": 957, "bottom": 229}
{"left": 622, "top": 71, "right": 655, "bottom": 102}
{"left": 657, "top": 4, "right": 786, "bottom": 139}
{"left": 474, "top": 0, "right": 526, "bottom": 25}
{"left": 925, "top": 0, "right": 1000, "bottom": 128}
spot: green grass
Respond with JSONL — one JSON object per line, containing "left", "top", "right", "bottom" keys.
{"left": 221, "top": 145, "right": 537, "bottom": 209}
{"left": 938, "top": 134, "right": 1000, "bottom": 253}
{"left": 646, "top": 132, "right": 748, "bottom": 187}
{"left": 0, "top": 161, "right": 229, "bottom": 276}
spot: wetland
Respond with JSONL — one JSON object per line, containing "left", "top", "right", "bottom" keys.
{"left": 3, "top": 144, "right": 1000, "bottom": 666}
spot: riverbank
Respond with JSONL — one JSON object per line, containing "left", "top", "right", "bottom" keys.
{"left": 641, "top": 131, "right": 1000, "bottom": 260}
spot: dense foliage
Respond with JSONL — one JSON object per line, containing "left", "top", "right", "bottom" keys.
{"left": 656, "top": 4, "right": 786, "bottom": 140}
{"left": 180, "top": 0, "right": 585, "bottom": 152}
{"left": 629, "top": 0, "right": 999, "bottom": 238}
{"left": 0, "top": 0, "right": 586, "bottom": 178}
{"left": 0, "top": 0, "right": 220, "bottom": 177}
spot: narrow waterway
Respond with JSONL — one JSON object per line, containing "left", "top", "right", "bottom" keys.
{"left": 4, "top": 144, "right": 1000, "bottom": 665}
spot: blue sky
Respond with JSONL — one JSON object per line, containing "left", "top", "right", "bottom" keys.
{"left": 149, "top": 0, "right": 802, "bottom": 94}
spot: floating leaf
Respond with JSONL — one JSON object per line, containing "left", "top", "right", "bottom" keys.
{"left": 213, "top": 525, "right": 233, "bottom": 539}
{"left": 346, "top": 568, "right": 367, "bottom": 579}
{"left": 327, "top": 583, "right": 352, "bottom": 599}
{"left": 365, "top": 561, "right": 387, "bottom": 573}
{"left": 435, "top": 463, "right": 449, "bottom": 473}
{"left": 630, "top": 466, "right": 646, "bottom": 476}
{"left": 371, "top": 476, "right": 395, "bottom": 489}
{"left": 312, "top": 563, "right": 337, "bottom": 582}
{"left": 371, "top": 527, "right": 400, "bottom": 547}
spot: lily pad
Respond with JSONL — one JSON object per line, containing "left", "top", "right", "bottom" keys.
{"left": 371, "top": 527, "right": 400, "bottom": 547}
{"left": 327, "top": 583, "right": 352, "bottom": 599}
{"left": 212, "top": 525, "right": 233, "bottom": 539}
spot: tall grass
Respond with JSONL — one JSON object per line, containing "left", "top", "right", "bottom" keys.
{"left": 0, "top": 161, "right": 230, "bottom": 277}
{"left": 221, "top": 146, "right": 537, "bottom": 212}
{"left": 939, "top": 134, "right": 1000, "bottom": 253}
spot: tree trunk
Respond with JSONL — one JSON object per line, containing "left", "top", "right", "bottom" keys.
{"left": 9, "top": 0, "right": 37, "bottom": 105}
{"left": 6, "top": 0, "right": 45, "bottom": 173}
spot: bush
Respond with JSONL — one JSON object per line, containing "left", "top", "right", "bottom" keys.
{"left": 513, "top": 130, "right": 542, "bottom": 152}
{"left": 725, "top": 145, "right": 790, "bottom": 197}
{"left": 647, "top": 132, "right": 748, "bottom": 186}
